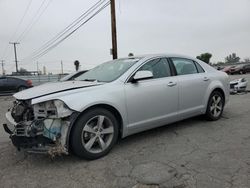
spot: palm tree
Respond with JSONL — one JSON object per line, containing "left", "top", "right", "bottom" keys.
{"left": 74, "top": 60, "right": 80, "bottom": 71}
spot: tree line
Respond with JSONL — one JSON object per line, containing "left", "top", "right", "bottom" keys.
{"left": 196, "top": 52, "right": 250, "bottom": 65}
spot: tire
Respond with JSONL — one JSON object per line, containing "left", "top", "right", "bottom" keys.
{"left": 205, "top": 91, "right": 224, "bottom": 121}
{"left": 17, "top": 86, "right": 27, "bottom": 92}
{"left": 70, "top": 108, "right": 119, "bottom": 160}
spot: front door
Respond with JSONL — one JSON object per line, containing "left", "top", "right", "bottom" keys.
{"left": 124, "top": 58, "right": 179, "bottom": 134}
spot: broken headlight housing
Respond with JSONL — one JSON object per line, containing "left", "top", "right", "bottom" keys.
{"left": 33, "top": 100, "right": 73, "bottom": 119}
{"left": 31, "top": 100, "right": 73, "bottom": 141}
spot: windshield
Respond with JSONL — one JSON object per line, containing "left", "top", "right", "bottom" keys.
{"left": 75, "top": 58, "right": 140, "bottom": 82}
{"left": 60, "top": 73, "right": 77, "bottom": 81}
{"left": 60, "top": 70, "right": 87, "bottom": 81}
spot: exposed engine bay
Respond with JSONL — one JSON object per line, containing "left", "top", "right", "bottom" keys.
{"left": 4, "top": 99, "right": 76, "bottom": 157}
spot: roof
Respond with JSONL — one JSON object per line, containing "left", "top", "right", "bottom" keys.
{"left": 122, "top": 53, "right": 197, "bottom": 61}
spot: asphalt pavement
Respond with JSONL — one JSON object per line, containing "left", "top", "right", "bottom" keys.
{"left": 0, "top": 75, "right": 250, "bottom": 188}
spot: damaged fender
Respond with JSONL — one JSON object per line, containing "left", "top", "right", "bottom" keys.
{"left": 4, "top": 99, "right": 80, "bottom": 156}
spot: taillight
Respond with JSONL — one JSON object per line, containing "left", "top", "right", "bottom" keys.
{"left": 26, "top": 79, "right": 32, "bottom": 87}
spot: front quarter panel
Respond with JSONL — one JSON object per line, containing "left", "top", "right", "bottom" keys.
{"left": 31, "top": 83, "right": 129, "bottom": 135}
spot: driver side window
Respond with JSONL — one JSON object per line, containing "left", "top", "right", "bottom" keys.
{"left": 138, "top": 58, "right": 171, "bottom": 79}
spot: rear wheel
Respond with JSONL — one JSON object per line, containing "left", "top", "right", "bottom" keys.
{"left": 205, "top": 91, "right": 224, "bottom": 121}
{"left": 70, "top": 108, "right": 119, "bottom": 160}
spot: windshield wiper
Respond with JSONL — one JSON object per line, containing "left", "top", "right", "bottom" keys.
{"left": 81, "top": 79, "right": 98, "bottom": 82}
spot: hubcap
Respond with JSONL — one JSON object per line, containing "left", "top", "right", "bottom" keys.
{"left": 210, "top": 95, "right": 223, "bottom": 117}
{"left": 81, "top": 115, "right": 114, "bottom": 153}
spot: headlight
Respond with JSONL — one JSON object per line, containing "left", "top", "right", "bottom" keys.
{"left": 33, "top": 100, "right": 73, "bottom": 119}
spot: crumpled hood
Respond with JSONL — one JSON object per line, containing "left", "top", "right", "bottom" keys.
{"left": 14, "top": 81, "right": 102, "bottom": 100}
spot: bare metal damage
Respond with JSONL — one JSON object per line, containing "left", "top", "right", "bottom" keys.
{"left": 5, "top": 99, "right": 76, "bottom": 157}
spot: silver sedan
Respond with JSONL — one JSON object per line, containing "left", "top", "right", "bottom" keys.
{"left": 4, "top": 54, "right": 229, "bottom": 159}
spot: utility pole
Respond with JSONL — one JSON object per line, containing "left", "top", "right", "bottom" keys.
{"left": 0, "top": 60, "right": 5, "bottom": 75}
{"left": 61, "top": 60, "right": 64, "bottom": 74}
{"left": 9, "top": 42, "right": 19, "bottom": 72}
{"left": 110, "top": 0, "right": 118, "bottom": 59}
{"left": 36, "top": 61, "right": 39, "bottom": 73}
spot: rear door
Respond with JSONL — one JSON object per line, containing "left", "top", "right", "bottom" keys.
{"left": 170, "top": 58, "right": 210, "bottom": 119}
{"left": 124, "top": 58, "right": 179, "bottom": 134}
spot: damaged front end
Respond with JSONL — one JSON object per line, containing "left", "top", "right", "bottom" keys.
{"left": 3, "top": 99, "right": 77, "bottom": 157}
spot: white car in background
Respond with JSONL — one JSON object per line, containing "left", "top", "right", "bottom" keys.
{"left": 3, "top": 54, "right": 229, "bottom": 159}
{"left": 230, "top": 78, "right": 248, "bottom": 94}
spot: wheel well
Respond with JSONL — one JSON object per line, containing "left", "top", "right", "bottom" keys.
{"left": 74, "top": 104, "right": 123, "bottom": 138}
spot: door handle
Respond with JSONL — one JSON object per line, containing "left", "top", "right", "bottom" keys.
{"left": 167, "top": 82, "right": 177, "bottom": 87}
{"left": 203, "top": 77, "right": 210, "bottom": 81}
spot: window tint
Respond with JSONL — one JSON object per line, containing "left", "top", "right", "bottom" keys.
{"left": 171, "top": 58, "right": 198, "bottom": 75}
{"left": 138, "top": 58, "right": 171, "bottom": 79}
{"left": 195, "top": 62, "right": 205, "bottom": 73}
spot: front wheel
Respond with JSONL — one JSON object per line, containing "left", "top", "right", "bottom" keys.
{"left": 70, "top": 108, "right": 119, "bottom": 160}
{"left": 205, "top": 91, "right": 224, "bottom": 121}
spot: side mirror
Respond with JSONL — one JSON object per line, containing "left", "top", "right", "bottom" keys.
{"left": 132, "top": 70, "right": 153, "bottom": 82}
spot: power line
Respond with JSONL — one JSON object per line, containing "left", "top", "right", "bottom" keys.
{"left": 22, "top": 1, "right": 110, "bottom": 62}
{"left": 22, "top": 0, "right": 105, "bottom": 61}
{"left": 16, "top": 0, "right": 52, "bottom": 42}
{"left": 33, "top": 2, "right": 110, "bottom": 60}
{"left": 0, "top": 0, "right": 33, "bottom": 60}
{"left": 11, "top": 0, "right": 33, "bottom": 41}
{"left": 23, "top": 0, "right": 104, "bottom": 58}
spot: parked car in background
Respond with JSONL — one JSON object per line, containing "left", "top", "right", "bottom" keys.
{"left": 216, "top": 66, "right": 223, "bottom": 71}
{"left": 60, "top": 70, "right": 88, "bottom": 81}
{"left": 0, "top": 76, "right": 32, "bottom": 93}
{"left": 221, "top": 66, "right": 234, "bottom": 74}
{"left": 230, "top": 64, "right": 250, "bottom": 74}
{"left": 4, "top": 54, "right": 229, "bottom": 159}
{"left": 230, "top": 78, "right": 248, "bottom": 94}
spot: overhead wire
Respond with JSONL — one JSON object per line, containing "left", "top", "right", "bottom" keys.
{"left": 0, "top": 0, "right": 33, "bottom": 60}
{"left": 22, "top": 0, "right": 105, "bottom": 62}
{"left": 11, "top": 0, "right": 33, "bottom": 41}
{"left": 30, "top": 2, "right": 110, "bottom": 61}
{"left": 16, "top": 0, "right": 52, "bottom": 43}
{"left": 22, "top": 0, "right": 110, "bottom": 62}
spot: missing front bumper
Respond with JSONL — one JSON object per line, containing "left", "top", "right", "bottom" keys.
{"left": 3, "top": 111, "right": 71, "bottom": 157}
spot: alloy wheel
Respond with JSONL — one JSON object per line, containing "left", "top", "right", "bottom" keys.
{"left": 210, "top": 95, "right": 223, "bottom": 118}
{"left": 81, "top": 115, "right": 114, "bottom": 154}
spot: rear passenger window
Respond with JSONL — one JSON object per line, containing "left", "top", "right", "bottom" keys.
{"left": 195, "top": 62, "right": 205, "bottom": 73}
{"left": 171, "top": 58, "right": 198, "bottom": 75}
